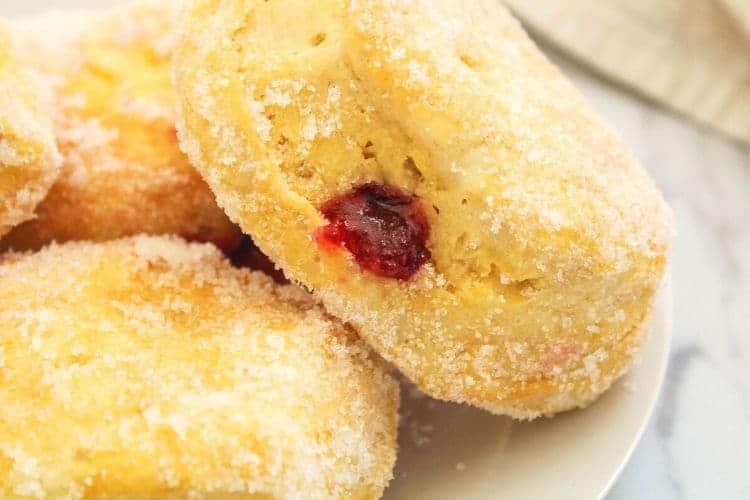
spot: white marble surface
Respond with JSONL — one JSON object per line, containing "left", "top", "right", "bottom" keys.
{"left": 545, "top": 53, "right": 750, "bottom": 500}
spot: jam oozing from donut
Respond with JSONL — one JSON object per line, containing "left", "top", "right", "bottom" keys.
{"left": 315, "top": 182, "right": 431, "bottom": 280}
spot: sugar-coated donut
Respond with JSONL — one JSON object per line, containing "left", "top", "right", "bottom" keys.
{"left": 1, "top": 1, "right": 240, "bottom": 252}
{"left": 174, "top": 0, "right": 673, "bottom": 418}
{"left": 0, "top": 22, "right": 60, "bottom": 238}
{"left": 0, "top": 235, "right": 399, "bottom": 498}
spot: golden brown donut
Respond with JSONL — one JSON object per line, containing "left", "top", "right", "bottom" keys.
{"left": 174, "top": 0, "right": 673, "bottom": 418}
{"left": 0, "top": 21, "right": 60, "bottom": 238}
{"left": 0, "top": 236, "right": 399, "bottom": 498}
{"left": 1, "top": 1, "right": 240, "bottom": 252}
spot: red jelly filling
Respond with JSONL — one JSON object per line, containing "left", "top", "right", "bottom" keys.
{"left": 314, "top": 182, "right": 431, "bottom": 280}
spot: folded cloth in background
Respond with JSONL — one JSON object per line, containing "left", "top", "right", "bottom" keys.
{"left": 506, "top": 0, "right": 750, "bottom": 146}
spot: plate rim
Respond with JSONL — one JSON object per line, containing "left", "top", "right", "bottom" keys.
{"left": 598, "top": 277, "right": 673, "bottom": 499}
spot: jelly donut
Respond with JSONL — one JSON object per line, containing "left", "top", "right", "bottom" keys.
{"left": 174, "top": 0, "right": 673, "bottom": 418}
{"left": 0, "top": 236, "right": 399, "bottom": 498}
{"left": 0, "top": 22, "right": 60, "bottom": 238}
{"left": 1, "top": 1, "right": 240, "bottom": 252}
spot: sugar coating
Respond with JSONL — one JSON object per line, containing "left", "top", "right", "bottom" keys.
{"left": 0, "top": 1, "right": 240, "bottom": 252}
{"left": 0, "top": 22, "right": 61, "bottom": 238}
{"left": 0, "top": 236, "right": 399, "bottom": 499}
{"left": 174, "top": 0, "right": 674, "bottom": 418}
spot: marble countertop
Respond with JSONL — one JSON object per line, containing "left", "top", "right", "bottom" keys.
{"left": 544, "top": 50, "right": 750, "bottom": 500}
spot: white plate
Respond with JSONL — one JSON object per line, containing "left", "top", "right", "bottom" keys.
{"left": 1, "top": 3, "right": 673, "bottom": 498}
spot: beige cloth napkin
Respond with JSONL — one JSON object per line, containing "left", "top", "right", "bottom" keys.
{"left": 505, "top": 0, "right": 750, "bottom": 146}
